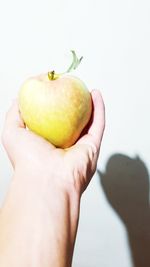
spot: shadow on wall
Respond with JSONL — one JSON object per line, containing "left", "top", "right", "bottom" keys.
{"left": 98, "top": 154, "right": 150, "bottom": 267}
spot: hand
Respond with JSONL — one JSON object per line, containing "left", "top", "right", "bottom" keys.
{"left": 0, "top": 89, "right": 105, "bottom": 267}
{"left": 2, "top": 89, "right": 105, "bottom": 196}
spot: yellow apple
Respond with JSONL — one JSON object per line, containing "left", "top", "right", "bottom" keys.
{"left": 19, "top": 51, "right": 92, "bottom": 148}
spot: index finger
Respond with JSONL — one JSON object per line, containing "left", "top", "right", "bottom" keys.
{"left": 88, "top": 89, "right": 105, "bottom": 149}
{"left": 76, "top": 89, "right": 105, "bottom": 152}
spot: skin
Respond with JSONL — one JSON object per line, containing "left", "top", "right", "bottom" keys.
{"left": 0, "top": 89, "right": 105, "bottom": 267}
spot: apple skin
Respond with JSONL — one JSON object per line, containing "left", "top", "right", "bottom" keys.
{"left": 19, "top": 74, "right": 92, "bottom": 148}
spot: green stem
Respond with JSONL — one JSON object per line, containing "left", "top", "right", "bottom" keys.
{"left": 66, "top": 50, "right": 83, "bottom": 73}
{"left": 48, "top": 51, "right": 83, "bottom": 81}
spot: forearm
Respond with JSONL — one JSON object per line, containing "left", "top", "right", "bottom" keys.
{"left": 0, "top": 169, "right": 80, "bottom": 267}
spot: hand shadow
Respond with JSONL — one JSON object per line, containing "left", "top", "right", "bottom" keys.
{"left": 98, "top": 154, "right": 150, "bottom": 267}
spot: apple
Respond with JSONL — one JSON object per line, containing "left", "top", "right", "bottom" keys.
{"left": 19, "top": 51, "right": 92, "bottom": 148}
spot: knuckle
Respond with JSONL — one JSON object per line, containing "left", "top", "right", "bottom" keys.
{"left": 88, "top": 143, "right": 98, "bottom": 159}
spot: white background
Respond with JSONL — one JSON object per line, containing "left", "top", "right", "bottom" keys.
{"left": 0, "top": 0, "right": 150, "bottom": 266}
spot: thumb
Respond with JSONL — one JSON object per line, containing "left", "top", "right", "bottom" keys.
{"left": 1, "top": 99, "right": 25, "bottom": 149}
{"left": 4, "top": 99, "right": 25, "bottom": 131}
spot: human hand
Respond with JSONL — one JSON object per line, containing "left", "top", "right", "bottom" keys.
{"left": 0, "top": 90, "right": 105, "bottom": 267}
{"left": 2, "top": 89, "right": 105, "bottom": 196}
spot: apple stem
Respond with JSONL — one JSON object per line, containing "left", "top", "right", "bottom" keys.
{"left": 66, "top": 50, "right": 83, "bottom": 73}
{"left": 51, "top": 70, "right": 55, "bottom": 80}
{"left": 48, "top": 70, "right": 57, "bottom": 80}
{"left": 48, "top": 51, "right": 83, "bottom": 81}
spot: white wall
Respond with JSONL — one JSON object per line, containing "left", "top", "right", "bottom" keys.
{"left": 0, "top": 0, "right": 150, "bottom": 266}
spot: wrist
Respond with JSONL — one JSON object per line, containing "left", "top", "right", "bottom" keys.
{"left": 0, "top": 168, "right": 81, "bottom": 267}
{"left": 13, "top": 165, "right": 81, "bottom": 233}
{"left": 14, "top": 163, "right": 82, "bottom": 200}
